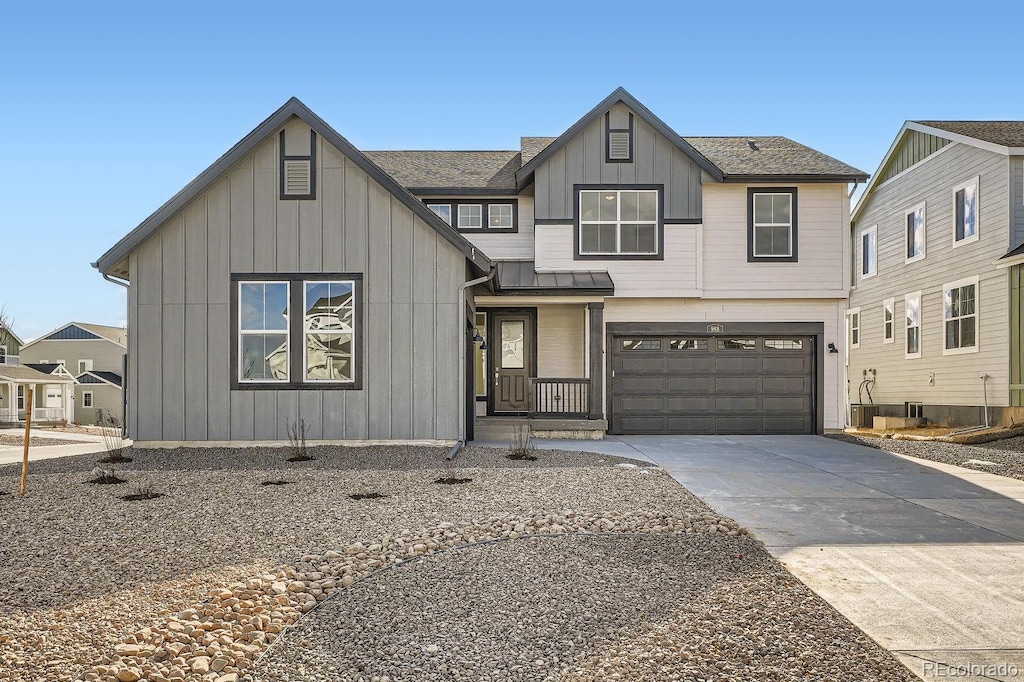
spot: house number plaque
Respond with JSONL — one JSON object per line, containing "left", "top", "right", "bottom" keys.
{"left": 707, "top": 324, "right": 724, "bottom": 333}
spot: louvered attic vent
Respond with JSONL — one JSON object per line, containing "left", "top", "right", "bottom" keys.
{"left": 284, "top": 159, "right": 311, "bottom": 195}
{"left": 605, "top": 111, "right": 633, "bottom": 163}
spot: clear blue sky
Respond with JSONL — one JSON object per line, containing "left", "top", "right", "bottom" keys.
{"left": 2, "top": 0, "right": 1023, "bottom": 340}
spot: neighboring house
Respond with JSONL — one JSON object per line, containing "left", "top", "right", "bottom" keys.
{"left": 94, "top": 88, "right": 866, "bottom": 446}
{"left": 0, "top": 324, "right": 22, "bottom": 366}
{"left": 0, "top": 364, "right": 76, "bottom": 425}
{"left": 19, "top": 322, "right": 127, "bottom": 425}
{"left": 849, "top": 121, "right": 1024, "bottom": 426}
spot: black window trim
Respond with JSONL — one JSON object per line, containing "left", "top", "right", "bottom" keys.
{"left": 279, "top": 130, "right": 317, "bottom": 200}
{"left": 230, "top": 272, "right": 364, "bottom": 391}
{"left": 573, "top": 183, "right": 665, "bottom": 261}
{"left": 421, "top": 198, "right": 518, "bottom": 233}
{"left": 747, "top": 187, "right": 798, "bottom": 263}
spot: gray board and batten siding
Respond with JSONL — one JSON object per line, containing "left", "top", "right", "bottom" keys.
{"left": 531, "top": 102, "right": 704, "bottom": 222}
{"left": 850, "top": 140, "right": 1011, "bottom": 412}
{"left": 125, "top": 116, "right": 468, "bottom": 443}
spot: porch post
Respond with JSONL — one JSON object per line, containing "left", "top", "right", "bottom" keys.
{"left": 587, "top": 302, "right": 604, "bottom": 420}
{"left": 6, "top": 382, "right": 13, "bottom": 422}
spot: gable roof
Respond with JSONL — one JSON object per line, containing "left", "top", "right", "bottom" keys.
{"left": 24, "top": 362, "right": 66, "bottom": 375}
{"left": 94, "top": 98, "right": 492, "bottom": 277}
{"left": 0, "top": 364, "right": 75, "bottom": 385}
{"left": 853, "top": 120, "right": 1024, "bottom": 222}
{"left": 521, "top": 137, "right": 557, "bottom": 165}
{"left": 76, "top": 370, "right": 123, "bottom": 388}
{"left": 364, "top": 150, "right": 520, "bottom": 193}
{"left": 0, "top": 325, "right": 23, "bottom": 346}
{"left": 514, "top": 87, "right": 725, "bottom": 190}
{"left": 683, "top": 137, "right": 868, "bottom": 182}
{"left": 20, "top": 322, "right": 127, "bottom": 350}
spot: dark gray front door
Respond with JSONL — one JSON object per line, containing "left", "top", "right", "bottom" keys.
{"left": 492, "top": 312, "right": 532, "bottom": 413}
{"left": 610, "top": 335, "right": 815, "bottom": 434}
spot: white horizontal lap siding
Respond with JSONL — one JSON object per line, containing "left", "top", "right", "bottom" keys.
{"left": 604, "top": 298, "right": 846, "bottom": 429}
{"left": 849, "top": 143, "right": 1010, "bottom": 407}
{"left": 702, "top": 183, "right": 847, "bottom": 296}
{"left": 457, "top": 196, "right": 535, "bottom": 260}
{"left": 536, "top": 305, "right": 585, "bottom": 378}
{"left": 534, "top": 224, "right": 699, "bottom": 296}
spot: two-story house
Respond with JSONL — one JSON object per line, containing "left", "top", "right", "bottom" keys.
{"left": 94, "top": 88, "right": 866, "bottom": 446}
{"left": 0, "top": 323, "right": 22, "bottom": 366}
{"left": 19, "top": 322, "right": 127, "bottom": 425}
{"left": 849, "top": 121, "right": 1024, "bottom": 427}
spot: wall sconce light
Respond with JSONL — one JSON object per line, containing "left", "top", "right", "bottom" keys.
{"left": 472, "top": 328, "right": 487, "bottom": 350}
{"left": 827, "top": 342, "right": 839, "bottom": 354}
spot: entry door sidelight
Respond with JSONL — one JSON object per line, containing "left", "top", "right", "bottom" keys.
{"left": 492, "top": 313, "right": 533, "bottom": 413}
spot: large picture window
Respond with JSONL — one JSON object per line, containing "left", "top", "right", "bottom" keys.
{"left": 577, "top": 187, "right": 660, "bottom": 258}
{"left": 748, "top": 187, "right": 798, "bottom": 262}
{"left": 943, "top": 277, "right": 978, "bottom": 354}
{"left": 233, "top": 274, "right": 362, "bottom": 389}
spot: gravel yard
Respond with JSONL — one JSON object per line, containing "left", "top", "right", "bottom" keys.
{"left": 830, "top": 432, "right": 1024, "bottom": 481}
{"left": 0, "top": 444, "right": 913, "bottom": 682}
{"left": 0, "top": 434, "right": 89, "bottom": 447}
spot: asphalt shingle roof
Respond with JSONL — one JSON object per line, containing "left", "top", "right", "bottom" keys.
{"left": 683, "top": 137, "right": 867, "bottom": 179}
{"left": 0, "top": 365, "right": 74, "bottom": 384}
{"left": 75, "top": 323, "right": 127, "bottom": 346}
{"left": 364, "top": 151, "right": 521, "bottom": 190}
{"left": 915, "top": 121, "right": 1024, "bottom": 148}
{"left": 521, "top": 137, "right": 557, "bottom": 165}
{"left": 91, "top": 371, "right": 123, "bottom": 387}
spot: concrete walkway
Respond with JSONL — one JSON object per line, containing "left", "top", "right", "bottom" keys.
{"left": 473, "top": 434, "right": 1024, "bottom": 681}
{"left": 0, "top": 427, "right": 112, "bottom": 465}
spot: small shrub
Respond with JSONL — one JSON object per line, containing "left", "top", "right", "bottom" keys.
{"left": 434, "top": 476, "right": 472, "bottom": 485}
{"left": 260, "top": 480, "right": 292, "bottom": 486}
{"left": 286, "top": 417, "right": 313, "bottom": 462}
{"left": 121, "top": 484, "right": 163, "bottom": 501}
{"left": 507, "top": 421, "right": 537, "bottom": 461}
{"left": 87, "top": 467, "right": 126, "bottom": 485}
{"left": 349, "top": 492, "right": 387, "bottom": 500}
{"left": 97, "top": 414, "right": 132, "bottom": 463}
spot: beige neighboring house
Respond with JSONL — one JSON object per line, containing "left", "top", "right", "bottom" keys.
{"left": 0, "top": 363, "right": 76, "bottom": 425}
{"left": 18, "top": 322, "right": 127, "bottom": 425}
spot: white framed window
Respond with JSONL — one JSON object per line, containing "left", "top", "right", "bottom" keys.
{"left": 861, "top": 225, "right": 877, "bottom": 279}
{"left": 16, "top": 385, "right": 24, "bottom": 411}
{"left": 905, "top": 203, "right": 926, "bottom": 263}
{"left": 578, "top": 189, "right": 659, "bottom": 256}
{"left": 82, "top": 391, "right": 93, "bottom": 408}
{"left": 750, "top": 189, "right": 797, "bottom": 260}
{"left": 238, "top": 281, "right": 290, "bottom": 382}
{"left": 905, "top": 291, "right": 922, "bottom": 359}
{"left": 883, "top": 298, "right": 895, "bottom": 344}
{"left": 457, "top": 204, "right": 483, "bottom": 229}
{"left": 943, "top": 276, "right": 979, "bottom": 354}
{"left": 303, "top": 281, "right": 356, "bottom": 382}
{"left": 427, "top": 204, "right": 451, "bottom": 225}
{"left": 78, "top": 359, "right": 93, "bottom": 374}
{"left": 0, "top": 344, "right": 6, "bottom": 363}
{"left": 488, "top": 204, "right": 513, "bottom": 229}
{"left": 848, "top": 308, "right": 861, "bottom": 349}
{"left": 952, "top": 177, "right": 979, "bottom": 246}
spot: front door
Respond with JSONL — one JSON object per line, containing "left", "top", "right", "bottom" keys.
{"left": 492, "top": 312, "right": 534, "bottom": 413}
{"left": 45, "top": 385, "right": 61, "bottom": 408}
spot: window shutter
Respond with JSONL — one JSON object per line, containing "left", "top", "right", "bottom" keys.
{"left": 284, "top": 159, "right": 312, "bottom": 196}
{"left": 608, "top": 131, "right": 631, "bottom": 160}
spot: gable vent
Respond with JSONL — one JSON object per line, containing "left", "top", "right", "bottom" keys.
{"left": 609, "top": 132, "right": 631, "bottom": 160}
{"left": 283, "top": 159, "right": 312, "bottom": 196}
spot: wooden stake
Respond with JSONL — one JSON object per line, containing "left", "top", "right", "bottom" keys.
{"left": 20, "top": 386, "right": 32, "bottom": 496}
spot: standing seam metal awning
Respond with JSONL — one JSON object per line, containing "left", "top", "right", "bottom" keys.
{"left": 494, "top": 260, "right": 614, "bottom": 295}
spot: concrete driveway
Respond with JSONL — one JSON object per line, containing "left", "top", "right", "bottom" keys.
{"left": 488, "top": 434, "right": 1024, "bottom": 681}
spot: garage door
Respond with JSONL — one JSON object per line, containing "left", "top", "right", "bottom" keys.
{"left": 610, "top": 335, "right": 815, "bottom": 435}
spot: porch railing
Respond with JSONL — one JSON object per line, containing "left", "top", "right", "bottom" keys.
{"left": 0, "top": 354, "right": 19, "bottom": 365}
{"left": 529, "top": 378, "right": 590, "bottom": 418}
{"left": 0, "top": 408, "right": 18, "bottom": 423}
{"left": 32, "top": 407, "right": 65, "bottom": 422}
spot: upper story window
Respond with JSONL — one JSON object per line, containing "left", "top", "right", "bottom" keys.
{"left": 576, "top": 187, "right": 661, "bottom": 259}
{"left": 78, "top": 359, "right": 93, "bottom": 374}
{"left": 848, "top": 308, "right": 861, "bottom": 349}
{"left": 883, "top": 298, "right": 895, "bottom": 344}
{"left": 943, "top": 277, "right": 978, "bottom": 354}
{"left": 747, "top": 188, "right": 798, "bottom": 262}
{"left": 905, "top": 291, "right": 922, "bottom": 359}
{"left": 424, "top": 200, "right": 517, "bottom": 232}
{"left": 605, "top": 111, "right": 634, "bottom": 162}
{"left": 234, "top": 274, "right": 362, "bottom": 389}
{"left": 905, "top": 203, "right": 926, "bottom": 262}
{"left": 952, "top": 177, "right": 979, "bottom": 245}
{"left": 861, "top": 225, "right": 877, "bottom": 279}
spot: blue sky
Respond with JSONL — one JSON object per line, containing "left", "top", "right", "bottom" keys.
{"left": 2, "top": 0, "right": 1023, "bottom": 339}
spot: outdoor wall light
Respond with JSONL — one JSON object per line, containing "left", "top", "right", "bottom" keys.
{"left": 472, "top": 328, "right": 485, "bottom": 349}
{"left": 827, "top": 342, "right": 839, "bottom": 354}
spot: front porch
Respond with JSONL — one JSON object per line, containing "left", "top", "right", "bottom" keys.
{"left": 0, "top": 365, "right": 76, "bottom": 426}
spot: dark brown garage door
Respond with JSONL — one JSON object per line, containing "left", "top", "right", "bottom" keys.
{"left": 609, "top": 335, "right": 815, "bottom": 435}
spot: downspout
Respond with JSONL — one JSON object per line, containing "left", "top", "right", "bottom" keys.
{"left": 448, "top": 265, "right": 496, "bottom": 461}
{"left": 99, "top": 270, "right": 130, "bottom": 437}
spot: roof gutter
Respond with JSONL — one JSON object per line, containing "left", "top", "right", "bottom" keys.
{"left": 101, "top": 272, "right": 130, "bottom": 289}
{"left": 449, "top": 267, "right": 496, "bottom": 461}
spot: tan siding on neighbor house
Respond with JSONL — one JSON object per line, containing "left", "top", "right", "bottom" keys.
{"left": 129, "top": 121, "right": 464, "bottom": 442}
{"left": 849, "top": 142, "right": 1011, "bottom": 408}
{"left": 536, "top": 305, "right": 586, "bottom": 378}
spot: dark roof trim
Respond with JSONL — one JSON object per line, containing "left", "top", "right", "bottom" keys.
{"left": 76, "top": 370, "right": 123, "bottom": 388}
{"left": 408, "top": 187, "right": 520, "bottom": 196}
{"left": 723, "top": 173, "right": 868, "bottom": 183}
{"left": 1000, "top": 242, "right": 1024, "bottom": 260}
{"left": 514, "top": 87, "right": 725, "bottom": 190}
{"left": 94, "top": 98, "right": 492, "bottom": 275}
